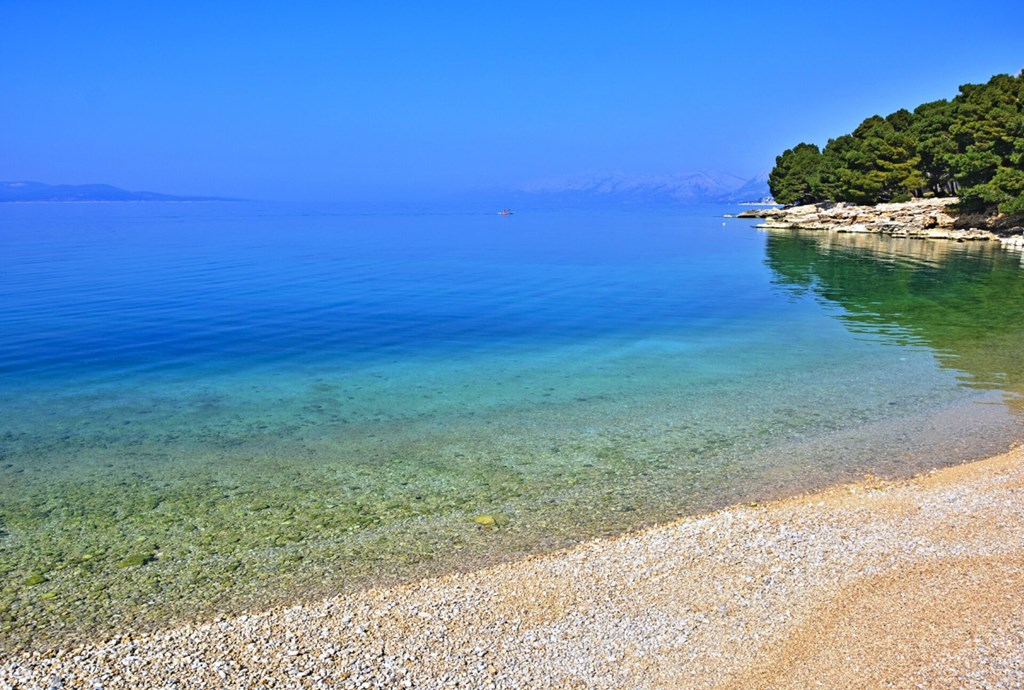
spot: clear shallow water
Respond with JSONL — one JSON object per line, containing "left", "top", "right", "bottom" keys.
{"left": 1, "top": 203, "right": 1023, "bottom": 650}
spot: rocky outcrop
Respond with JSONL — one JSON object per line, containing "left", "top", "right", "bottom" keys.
{"left": 735, "top": 208, "right": 777, "bottom": 218}
{"left": 744, "top": 198, "right": 1024, "bottom": 249}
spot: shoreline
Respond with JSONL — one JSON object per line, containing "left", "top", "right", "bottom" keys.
{"left": 735, "top": 197, "right": 1024, "bottom": 250}
{"left": 4, "top": 446, "right": 1023, "bottom": 688}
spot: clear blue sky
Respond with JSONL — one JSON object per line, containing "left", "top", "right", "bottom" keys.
{"left": 2, "top": 1, "right": 1022, "bottom": 202}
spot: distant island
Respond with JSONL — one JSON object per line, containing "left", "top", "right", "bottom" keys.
{"left": 767, "top": 71, "right": 1024, "bottom": 215}
{"left": 0, "top": 181, "right": 236, "bottom": 203}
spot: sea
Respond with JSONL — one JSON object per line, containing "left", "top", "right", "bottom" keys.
{"left": 2, "top": 201, "right": 1023, "bottom": 650}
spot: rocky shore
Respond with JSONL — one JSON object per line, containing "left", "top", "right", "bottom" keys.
{"left": 736, "top": 198, "right": 1024, "bottom": 249}
{"left": 3, "top": 447, "right": 1023, "bottom": 689}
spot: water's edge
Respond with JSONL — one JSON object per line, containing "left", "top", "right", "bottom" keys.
{"left": 2, "top": 205, "right": 1023, "bottom": 652}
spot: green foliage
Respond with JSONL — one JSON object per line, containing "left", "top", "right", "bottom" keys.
{"left": 768, "top": 143, "right": 826, "bottom": 205}
{"left": 770, "top": 71, "right": 1024, "bottom": 214}
{"left": 912, "top": 99, "right": 957, "bottom": 196}
{"left": 947, "top": 73, "right": 1024, "bottom": 212}
{"left": 818, "top": 113, "right": 923, "bottom": 204}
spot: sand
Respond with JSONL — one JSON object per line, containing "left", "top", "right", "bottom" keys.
{"left": 3, "top": 446, "right": 1023, "bottom": 689}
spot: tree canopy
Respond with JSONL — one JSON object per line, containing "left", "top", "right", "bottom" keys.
{"left": 768, "top": 71, "right": 1024, "bottom": 213}
{"left": 767, "top": 143, "right": 824, "bottom": 206}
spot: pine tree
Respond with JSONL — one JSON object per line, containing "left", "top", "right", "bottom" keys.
{"left": 769, "top": 70, "right": 1024, "bottom": 215}
{"left": 768, "top": 143, "right": 825, "bottom": 205}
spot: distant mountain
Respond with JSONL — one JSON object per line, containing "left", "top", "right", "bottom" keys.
{"left": 729, "top": 172, "right": 773, "bottom": 204}
{"left": 0, "top": 181, "right": 234, "bottom": 202}
{"left": 506, "top": 170, "right": 771, "bottom": 208}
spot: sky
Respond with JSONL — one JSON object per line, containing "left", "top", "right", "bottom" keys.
{"left": 2, "top": 1, "right": 1023, "bottom": 202}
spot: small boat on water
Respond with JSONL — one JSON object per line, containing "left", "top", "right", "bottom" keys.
{"left": 498, "top": 208, "right": 514, "bottom": 216}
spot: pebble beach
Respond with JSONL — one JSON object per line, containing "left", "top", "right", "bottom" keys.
{"left": 3, "top": 446, "right": 1022, "bottom": 689}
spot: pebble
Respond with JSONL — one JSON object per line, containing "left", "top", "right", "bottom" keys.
{"left": 3, "top": 448, "right": 1024, "bottom": 688}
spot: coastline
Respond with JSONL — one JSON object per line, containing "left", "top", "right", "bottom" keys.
{"left": 4, "top": 446, "right": 1022, "bottom": 689}
{"left": 736, "top": 197, "right": 1024, "bottom": 250}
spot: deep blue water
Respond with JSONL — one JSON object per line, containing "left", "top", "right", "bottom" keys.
{"left": 2, "top": 203, "right": 780, "bottom": 384}
{"left": 1, "top": 201, "right": 1023, "bottom": 649}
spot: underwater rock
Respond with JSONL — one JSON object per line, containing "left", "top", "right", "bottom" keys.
{"left": 473, "top": 509, "right": 505, "bottom": 528}
{"left": 115, "top": 552, "right": 155, "bottom": 569}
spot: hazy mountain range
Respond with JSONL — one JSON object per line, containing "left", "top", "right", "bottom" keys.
{"left": 1, "top": 173, "right": 772, "bottom": 206}
{"left": 0, "top": 181, "right": 233, "bottom": 203}
{"left": 505, "top": 170, "right": 772, "bottom": 208}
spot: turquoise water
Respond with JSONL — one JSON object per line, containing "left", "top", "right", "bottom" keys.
{"left": 2, "top": 203, "right": 1023, "bottom": 651}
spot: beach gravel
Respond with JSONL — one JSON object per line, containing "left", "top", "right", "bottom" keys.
{"left": 3, "top": 448, "right": 1023, "bottom": 689}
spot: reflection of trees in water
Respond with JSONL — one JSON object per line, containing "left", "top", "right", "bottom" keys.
{"left": 764, "top": 229, "right": 1024, "bottom": 409}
